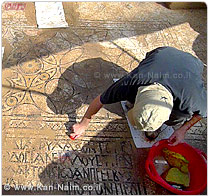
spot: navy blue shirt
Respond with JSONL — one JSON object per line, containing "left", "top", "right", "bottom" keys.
{"left": 100, "top": 47, "right": 207, "bottom": 118}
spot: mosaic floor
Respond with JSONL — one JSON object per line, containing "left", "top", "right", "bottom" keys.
{"left": 2, "top": 2, "right": 207, "bottom": 195}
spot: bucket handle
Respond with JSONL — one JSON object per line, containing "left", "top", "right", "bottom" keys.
{"left": 200, "top": 151, "right": 207, "bottom": 161}
{"left": 198, "top": 150, "right": 207, "bottom": 162}
{"left": 194, "top": 148, "right": 207, "bottom": 162}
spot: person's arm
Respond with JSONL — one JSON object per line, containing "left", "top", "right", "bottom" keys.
{"left": 70, "top": 95, "right": 103, "bottom": 139}
{"left": 70, "top": 74, "right": 130, "bottom": 139}
{"left": 168, "top": 114, "right": 202, "bottom": 145}
{"left": 80, "top": 95, "right": 103, "bottom": 126}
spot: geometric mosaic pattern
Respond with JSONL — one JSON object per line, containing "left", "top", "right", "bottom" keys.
{"left": 2, "top": 2, "right": 207, "bottom": 195}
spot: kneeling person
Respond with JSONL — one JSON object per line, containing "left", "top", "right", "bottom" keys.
{"left": 70, "top": 46, "right": 207, "bottom": 145}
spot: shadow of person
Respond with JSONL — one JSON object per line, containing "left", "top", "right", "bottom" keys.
{"left": 192, "top": 34, "right": 207, "bottom": 65}
{"left": 46, "top": 57, "right": 129, "bottom": 129}
{"left": 36, "top": 119, "right": 172, "bottom": 195}
{"left": 41, "top": 58, "right": 172, "bottom": 195}
{"left": 37, "top": 119, "right": 168, "bottom": 195}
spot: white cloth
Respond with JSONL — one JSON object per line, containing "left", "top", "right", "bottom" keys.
{"left": 35, "top": 2, "right": 68, "bottom": 28}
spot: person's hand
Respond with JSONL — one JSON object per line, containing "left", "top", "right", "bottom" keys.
{"left": 69, "top": 123, "right": 87, "bottom": 140}
{"left": 168, "top": 128, "right": 186, "bottom": 146}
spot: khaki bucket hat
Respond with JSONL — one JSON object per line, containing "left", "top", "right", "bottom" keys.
{"left": 127, "top": 83, "right": 173, "bottom": 131}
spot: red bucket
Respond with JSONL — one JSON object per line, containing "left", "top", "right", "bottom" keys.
{"left": 145, "top": 139, "right": 207, "bottom": 195}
